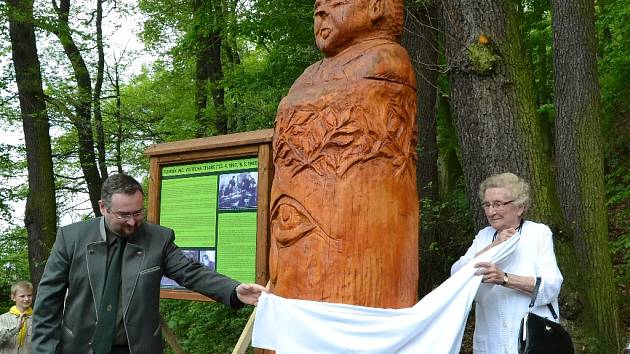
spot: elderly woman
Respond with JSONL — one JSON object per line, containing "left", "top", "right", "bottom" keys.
{"left": 451, "top": 172, "right": 563, "bottom": 354}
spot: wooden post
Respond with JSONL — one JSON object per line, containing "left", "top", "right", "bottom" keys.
{"left": 231, "top": 309, "right": 257, "bottom": 354}
{"left": 160, "top": 314, "right": 186, "bottom": 354}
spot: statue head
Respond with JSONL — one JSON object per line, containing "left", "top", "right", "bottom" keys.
{"left": 314, "top": 0, "right": 404, "bottom": 57}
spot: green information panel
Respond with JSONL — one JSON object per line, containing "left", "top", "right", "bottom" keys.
{"left": 159, "top": 157, "right": 258, "bottom": 286}
{"left": 160, "top": 176, "right": 217, "bottom": 247}
{"left": 216, "top": 212, "right": 257, "bottom": 283}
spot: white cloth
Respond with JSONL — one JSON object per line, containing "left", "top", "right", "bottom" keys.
{"left": 451, "top": 220, "right": 563, "bottom": 354}
{"left": 252, "top": 233, "right": 522, "bottom": 354}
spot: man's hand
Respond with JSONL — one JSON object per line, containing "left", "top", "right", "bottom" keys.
{"left": 236, "top": 283, "right": 268, "bottom": 305}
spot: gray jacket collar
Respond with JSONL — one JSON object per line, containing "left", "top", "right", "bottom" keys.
{"left": 99, "top": 216, "right": 107, "bottom": 242}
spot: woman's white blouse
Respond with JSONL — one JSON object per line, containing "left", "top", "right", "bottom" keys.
{"left": 451, "top": 220, "right": 563, "bottom": 354}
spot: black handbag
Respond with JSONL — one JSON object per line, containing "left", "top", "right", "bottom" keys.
{"left": 518, "top": 277, "right": 574, "bottom": 354}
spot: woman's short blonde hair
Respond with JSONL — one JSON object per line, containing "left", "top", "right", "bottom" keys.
{"left": 478, "top": 172, "right": 531, "bottom": 211}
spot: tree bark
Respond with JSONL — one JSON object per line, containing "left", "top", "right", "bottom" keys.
{"left": 106, "top": 54, "right": 124, "bottom": 174}
{"left": 438, "top": 0, "right": 560, "bottom": 229}
{"left": 436, "top": 95, "right": 463, "bottom": 198}
{"left": 551, "top": 0, "right": 621, "bottom": 351}
{"left": 52, "top": 0, "right": 103, "bottom": 215}
{"left": 7, "top": 0, "right": 58, "bottom": 289}
{"left": 93, "top": 0, "right": 108, "bottom": 179}
{"left": 223, "top": 0, "right": 241, "bottom": 66}
{"left": 193, "top": 0, "right": 226, "bottom": 136}
{"left": 402, "top": 2, "right": 440, "bottom": 297}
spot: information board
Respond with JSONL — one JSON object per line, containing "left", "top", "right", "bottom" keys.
{"left": 144, "top": 129, "right": 273, "bottom": 301}
{"left": 159, "top": 157, "right": 259, "bottom": 285}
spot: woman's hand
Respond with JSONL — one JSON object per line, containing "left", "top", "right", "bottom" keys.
{"left": 473, "top": 227, "right": 519, "bottom": 257}
{"left": 474, "top": 261, "right": 505, "bottom": 285}
{"left": 474, "top": 262, "right": 537, "bottom": 293}
{"left": 495, "top": 227, "right": 517, "bottom": 243}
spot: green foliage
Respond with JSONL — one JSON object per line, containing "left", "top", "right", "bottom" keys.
{"left": 597, "top": 0, "right": 630, "bottom": 154}
{"left": 522, "top": 0, "right": 554, "bottom": 107}
{"left": 0, "top": 144, "right": 20, "bottom": 223}
{"left": 606, "top": 157, "right": 630, "bottom": 206}
{"left": 420, "top": 178, "right": 474, "bottom": 283}
{"left": 225, "top": 0, "right": 320, "bottom": 132}
{"left": 223, "top": 43, "right": 318, "bottom": 132}
{"left": 138, "top": 0, "right": 188, "bottom": 51}
{"left": 135, "top": 0, "right": 319, "bottom": 135}
{"left": 160, "top": 299, "right": 253, "bottom": 354}
{"left": 605, "top": 146, "right": 630, "bottom": 330}
{"left": 597, "top": 0, "right": 630, "bottom": 333}
{"left": 115, "top": 64, "right": 198, "bottom": 143}
{"left": 0, "top": 226, "right": 30, "bottom": 311}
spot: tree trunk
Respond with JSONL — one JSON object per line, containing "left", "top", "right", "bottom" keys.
{"left": 438, "top": 0, "right": 560, "bottom": 230}
{"left": 193, "top": 0, "right": 226, "bottom": 137}
{"left": 436, "top": 95, "right": 463, "bottom": 198}
{"left": 209, "top": 40, "right": 227, "bottom": 134}
{"left": 402, "top": 2, "right": 440, "bottom": 297}
{"left": 107, "top": 56, "right": 124, "bottom": 174}
{"left": 223, "top": 0, "right": 241, "bottom": 66}
{"left": 93, "top": 0, "right": 108, "bottom": 179}
{"left": 52, "top": 0, "right": 103, "bottom": 215}
{"left": 115, "top": 71, "right": 123, "bottom": 174}
{"left": 551, "top": 0, "right": 621, "bottom": 351}
{"left": 7, "top": 0, "right": 58, "bottom": 289}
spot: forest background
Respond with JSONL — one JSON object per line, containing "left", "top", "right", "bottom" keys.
{"left": 0, "top": 0, "right": 628, "bottom": 353}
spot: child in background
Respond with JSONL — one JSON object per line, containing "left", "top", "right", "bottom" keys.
{"left": 0, "top": 281, "right": 33, "bottom": 354}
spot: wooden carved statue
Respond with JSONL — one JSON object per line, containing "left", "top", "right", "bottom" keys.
{"left": 269, "top": 0, "right": 418, "bottom": 309}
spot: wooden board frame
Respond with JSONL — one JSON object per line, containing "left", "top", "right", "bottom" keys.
{"left": 144, "top": 129, "right": 274, "bottom": 301}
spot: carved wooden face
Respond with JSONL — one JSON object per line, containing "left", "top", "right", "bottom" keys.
{"left": 314, "top": 0, "right": 373, "bottom": 57}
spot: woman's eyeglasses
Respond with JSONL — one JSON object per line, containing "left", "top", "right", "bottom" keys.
{"left": 481, "top": 200, "right": 514, "bottom": 210}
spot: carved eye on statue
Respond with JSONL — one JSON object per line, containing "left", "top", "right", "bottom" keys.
{"left": 271, "top": 196, "right": 323, "bottom": 247}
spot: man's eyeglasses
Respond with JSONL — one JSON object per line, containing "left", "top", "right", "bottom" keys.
{"left": 481, "top": 200, "right": 514, "bottom": 210}
{"left": 109, "top": 208, "right": 145, "bottom": 220}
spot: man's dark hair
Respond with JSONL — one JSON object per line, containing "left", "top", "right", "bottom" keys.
{"left": 101, "top": 173, "right": 144, "bottom": 208}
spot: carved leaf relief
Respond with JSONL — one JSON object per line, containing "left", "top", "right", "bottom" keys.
{"left": 274, "top": 98, "right": 416, "bottom": 178}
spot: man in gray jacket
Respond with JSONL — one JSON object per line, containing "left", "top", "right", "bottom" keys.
{"left": 32, "top": 173, "right": 265, "bottom": 354}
